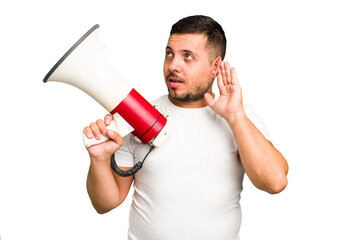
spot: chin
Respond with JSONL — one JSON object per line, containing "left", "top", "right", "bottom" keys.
{"left": 169, "top": 91, "right": 204, "bottom": 103}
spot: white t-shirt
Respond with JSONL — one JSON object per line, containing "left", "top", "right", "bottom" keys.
{"left": 115, "top": 95, "right": 270, "bottom": 240}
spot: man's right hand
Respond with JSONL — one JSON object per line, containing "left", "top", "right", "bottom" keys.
{"left": 83, "top": 114, "right": 124, "bottom": 163}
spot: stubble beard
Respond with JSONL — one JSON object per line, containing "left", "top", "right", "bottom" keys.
{"left": 167, "top": 72, "right": 213, "bottom": 103}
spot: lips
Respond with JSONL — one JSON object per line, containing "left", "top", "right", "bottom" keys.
{"left": 168, "top": 76, "right": 184, "bottom": 88}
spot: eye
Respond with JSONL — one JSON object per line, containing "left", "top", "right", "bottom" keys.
{"left": 184, "top": 53, "right": 194, "bottom": 60}
{"left": 166, "top": 51, "right": 174, "bottom": 59}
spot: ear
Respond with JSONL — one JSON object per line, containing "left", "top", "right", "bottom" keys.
{"left": 211, "top": 57, "right": 222, "bottom": 78}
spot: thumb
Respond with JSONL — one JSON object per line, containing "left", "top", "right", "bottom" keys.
{"left": 204, "top": 93, "right": 216, "bottom": 108}
{"left": 106, "top": 129, "right": 124, "bottom": 146}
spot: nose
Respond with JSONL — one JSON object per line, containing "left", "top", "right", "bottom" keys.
{"left": 168, "top": 57, "right": 182, "bottom": 73}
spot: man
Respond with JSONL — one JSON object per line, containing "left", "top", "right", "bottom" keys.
{"left": 84, "top": 15, "right": 288, "bottom": 240}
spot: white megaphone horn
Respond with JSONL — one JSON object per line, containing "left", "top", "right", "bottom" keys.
{"left": 43, "top": 24, "right": 172, "bottom": 148}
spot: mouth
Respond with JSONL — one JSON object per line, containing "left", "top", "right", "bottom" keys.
{"left": 168, "top": 76, "right": 184, "bottom": 88}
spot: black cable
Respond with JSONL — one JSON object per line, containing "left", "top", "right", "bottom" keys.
{"left": 110, "top": 146, "right": 155, "bottom": 177}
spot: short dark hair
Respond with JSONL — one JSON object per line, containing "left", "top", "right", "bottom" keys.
{"left": 170, "top": 15, "right": 226, "bottom": 61}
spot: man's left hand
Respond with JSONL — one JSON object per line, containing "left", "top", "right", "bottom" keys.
{"left": 205, "top": 61, "right": 245, "bottom": 124}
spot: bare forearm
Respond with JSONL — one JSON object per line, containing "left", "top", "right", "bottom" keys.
{"left": 229, "top": 113, "right": 288, "bottom": 194}
{"left": 84, "top": 114, "right": 133, "bottom": 213}
{"left": 205, "top": 61, "right": 288, "bottom": 193}
{"left": 86, "top": 159, "right": 122, "bottom": 214}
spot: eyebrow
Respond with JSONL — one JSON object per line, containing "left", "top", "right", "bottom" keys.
{"left": 166, "top": 46, "right": 198, "bottom": 56}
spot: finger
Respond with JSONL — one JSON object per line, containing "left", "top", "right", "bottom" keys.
{"left": 220, "top": 62, "right": 228, "bottom": 85}
{"left": 230, "top": 67, "right": 239, "bottom": 85}
{"left": 90, "top": 122, "right": 102, "bottom": 140}
{"left": 104, "top": 114, "right": 113, "bottom": 126}
{"left": 224, "top": 62, "right": 231, "bottom": 84}
{"left": 96, "top": 119, "right": 108, "bottom": 136}
{"left": 217, "top": 71, "right": 228, "bottom": 95}
{"left": 83, "top": 127, "right": 94, "bottom": 139}
{"left": 204, "top": 93, "right": 216, "bottom": 108}
{"left": 217, "top": 65, "right": 225, "bottom": 89}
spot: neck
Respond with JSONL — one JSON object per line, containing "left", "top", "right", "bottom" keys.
{"left": 168, "top": 92, "right": 214, "bottom": 108}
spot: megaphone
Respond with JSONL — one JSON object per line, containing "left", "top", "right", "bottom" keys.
{"left": 43, "top": 24, "right": 171, "bottom": 148}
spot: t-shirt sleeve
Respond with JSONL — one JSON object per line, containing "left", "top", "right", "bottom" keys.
{"left": 244, "top": 105, "right": 271, "bottom": 142}
{"left": 113, "top": 135, "right": 136, "bottom": 167}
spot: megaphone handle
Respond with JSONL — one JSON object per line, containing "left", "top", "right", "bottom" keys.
{"left": 83, "top": 113, "right": 134, "bottom": 147}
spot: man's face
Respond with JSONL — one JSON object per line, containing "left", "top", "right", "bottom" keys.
{"left": 163, "top": 33, "right": 215, "bottom": 107}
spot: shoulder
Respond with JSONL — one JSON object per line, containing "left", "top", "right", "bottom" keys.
{"left": 150, "top": 95, "right": 169, "bottom": 107}
{"left": 150, "top": 95, "right": 175, "bottom": 117}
